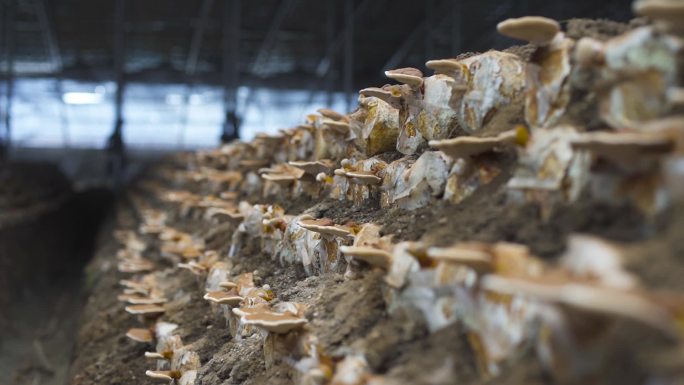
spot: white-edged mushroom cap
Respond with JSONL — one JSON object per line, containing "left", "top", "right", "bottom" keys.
{"left": 289, "top": 160, "right": 335, "bottom": 175}
{"left": 385, "top": 67, "right": 424, "bottom": 88}
{"left": 145, "top": 370, "right": 181, "bottom": 381}
{"left": 317, "top": 108, "right": 347, "bottom": 121}
{"left": 497, "top": 16, "right": 561, "bottom": 45}
{"left": 429, "top": 129, "right": 520, "bottom": 160}
{"left": 570, "top": 131, "right": 674, "bottom": 162}
{"left": 359, "top": 87, "right": 393, "bottom": 100}
{"left": 125, "top": 304, "right": 166, "bottom": 316}
{"left": 126, "top": 328, "right": 153, "bottom": 343}
{"left": 482, "top": 274, "right": 679, "bottom": 337}
{"left": 203, "top": 291, "right": 244, "bottom": 306}
{"left": 426, "top": 244, "right": 494, "bottom": 274}
{"left": 126, "top": 296, "right": 168, "bottom": 305}
{"left": 242, "top": 311, "right": 308, "bottom": 334}
{"left": 345, "top": 171, "right": 383, "bottom": 185}
{"left": 340, "top": 246, "right": 393, "bottom": 270}
{"left": 219, "top": 281, "right": 238, "bottom": 289}
{"left": 634, "top": 0, "right": 684, "bottom": 23}
{"left": 425, "top": 59, "right": 466, "bottom": 78}
{"left": 298, "top": 218, "right": 354, "bottom": 238}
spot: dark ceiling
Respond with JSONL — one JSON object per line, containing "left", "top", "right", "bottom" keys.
{"left": 1, "top": 0, "right": 635, "bottom": 91}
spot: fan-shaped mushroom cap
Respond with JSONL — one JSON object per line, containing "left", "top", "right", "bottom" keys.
{"left": 634, "top": 0, "right": 684, "bottom": 23}
{"left": 359, "top": 86, "right": 393, "bottom": 100}
{"left": 321, "top": 119, "right": 351, "bottom": 133}
{"left": 145, "top": 370, "right": 181, "bottom": 381}
{"left": 298, "top": 218, "right": 354, "bottom": 238}
{"left": 340, "top": 246, "right": 393, "bottom": 270}
{"left": 385, "top": 67, "right": 424, "bottom": 88}
{"left": 426, "top": 243, "right": 493, "bottom": 274}
{"left": 126, "top": 328, "right": 153, "bottom": 343}
{"left": 289, "top": 160, "right": 335, "bottom": 176}
{"left": 425, "top": 59, "right": 467, "bottom": 78}
{"left": 491, "top": 275, "right": 680, "bottom": 337}
{"left": 144, "top": 351, "right": 171, "bottom": 359}
{"left": 342, "top": 170, "right": 383, "bottom": 185}
{"left": 317, "top": 108, "right": 347, "bottom": 121}
{"left": 260, "top": 163, "right": 306, "bottom": 184}
{"left": 497, "top": 16, "right": 561, "bottom": 46}
{"left": 203, "top": 291, "right": 244, "bottom": 306}
{"left": 241, "top": 309, "right": 308, "bottom": 334}
{"left": 117, "top": 258, "right": 154, "bottom": 273}
{"left": 125, "top": 304, "right": 166, "bottom": 316}
{"left": 429, "top": 129, "right": 521, "bottom": 160}
{"left": 124, "top": 296, "right": 168, "bottom": 305}
{"left": 570, "top": 131, "right": 674, "bottom": 163}
{"left": 219, "top": 281, "right": 238, "bottom": 289}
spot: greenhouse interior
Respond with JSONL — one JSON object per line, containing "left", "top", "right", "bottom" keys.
{"left": 3, "top": 0, "right": 684, "bottom": 384}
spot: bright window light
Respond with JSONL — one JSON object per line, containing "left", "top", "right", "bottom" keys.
{"left": 165, "top": 93, "right": 183, "bottom": 105}
{"left": 62, "top": 92, "right": 104, "bottom": 105}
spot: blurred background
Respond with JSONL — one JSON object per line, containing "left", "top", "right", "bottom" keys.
{"left": 0, "top": 0, "right": 633, "bottom": 182}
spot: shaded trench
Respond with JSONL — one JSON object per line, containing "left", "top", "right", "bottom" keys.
{"left": 0, "top": 162, "right": 114, "bottom": 385}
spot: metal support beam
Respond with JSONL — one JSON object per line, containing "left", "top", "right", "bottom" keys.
{"left": 185, "top": 0, "right": 215, "bottom": 76}
{"left": 2, "top": 0, "right": 16, "bottom": 158}
{"left": 315, "top": 0, "right": 374, "bottom": 78}
{"left": 343, "top": 0, "right": 354, "bottom": 111}
{"left": 107, "top": 0, "right": 126, "bottom": 185}
{"left": 181, "top": 0, "right": 215, "bottom": 148}
{"left": 382, "top": 1, "right": 454, "bottom": 72}
{"left": 0, "top": 0, "right": 6, "bottom": 155}
{"left": 35, "top": 0, "right": 62, "bottom": 72}
{"left": 221, "top": 0, "right": 241, "bottom": 142}
{"left": 251, "top": 0, "right": 296, "bottom": 77}
{"left": 382, "top": 21, "right": 426, "bottom": 72}
{"left": 324, "top": 0, "right": 336, "bottom": 107}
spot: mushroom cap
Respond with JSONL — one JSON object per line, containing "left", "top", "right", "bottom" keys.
{"left": 126, "top": 328, "right": 153, "bottom": 343}
{"left": 570, "top": 131, "right": 674, "bottom": 162}
{"left": 298, "top": 218, "right": 353, "bottom": 238}
{"left": 119, "top": 279, "right": 150, "bottom": 290}
{"left": 425, "top": 59, "right": 467, "bottom": 78}
{"left": 497, "top": 16, "right": 560, "bottom": 45}
{"left": 345, "top": 171, "right": 383, "bottom": 185}
{"left": 242, "top": 311, "right": 308, "bottom": 334}
{"left": 219, "top": 281, "right": 238, "bottom": 289}
{"left": 317, "top": 108, "right": 347, "bottom": 121}
{"left": 340, "top": 246, "right": 393, "bottom": 270}
{"left": 321, "top": 119, "right": 350, "bottom": 133}
{"left": 125, "top": 296, "right": 168, "bottom": 305}
{"left": 145, "top": 370, "right": 181, "bottom": 381}
{"left": 634, "top": 0, "right": 684, "bottom": 22}
{"left": 385, "top": 67, "right": 424, "bottom": 88}
{"left": 239, "top": 159, "right": 271, "bottom": 169}
{"left": 359, "top": 87, "right": 392, "bottom": 100}
{"left": 482, "top": 274, "right": 678, "bottom": 337}
{"left": 203, "top": 291, "right": 244, "bottom": 306}
{"left": 117, "top": 258, "right": 154, "bottom": 273}
{"left": 426, "top": 244, "right": 494, "bottom": 274}
{"left": 125, "top": 304, "right": 166, "bottom": 316}
{"left": 289, "top": 160, "right": 335, "bottom": 175}
{"left": 429, "top": 129, "right": 519, "bottom": 160}
{"left": 207, "top": 207, "right": 245, "bottom": 222}
{"left": 261, "top": 173, "right": 300, "bottom": 183}
{"left": 232, "top": 303, "right": 271, "bottom": 318}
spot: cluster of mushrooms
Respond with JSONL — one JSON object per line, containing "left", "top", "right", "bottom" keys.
{"left": 109, "top": 3, "right": 684, "bottom": 384}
